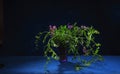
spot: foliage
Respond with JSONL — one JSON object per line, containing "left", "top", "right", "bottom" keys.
{"left": 34, "top": 22, "right": 103, "bottom": 71}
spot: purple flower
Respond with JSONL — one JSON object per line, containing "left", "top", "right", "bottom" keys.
{"left": 67, "top": 23, "right": 73, "bottom": 29}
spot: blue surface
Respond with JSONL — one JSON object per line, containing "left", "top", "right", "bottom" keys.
{"left": 0, "top": 56, "right": 120, "bottom": 74}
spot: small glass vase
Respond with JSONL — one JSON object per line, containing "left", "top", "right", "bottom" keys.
{"left": 58, "top": 46, "right": 67, "bottom": 63}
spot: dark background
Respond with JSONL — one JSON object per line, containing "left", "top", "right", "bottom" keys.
{"left": 0, "top": 0, "right": 120, "bottom": 56}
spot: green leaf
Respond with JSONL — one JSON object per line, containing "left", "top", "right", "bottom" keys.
{"left": 94, "top": 49, "right": 99, "bottom": 55}
{"left": 95, "top": 43, "right": 101, "bottom": 47}
{"left": 54, "top": 56, "right": 59, "bottom": 60}
{"left": 43, "top": 32, "right": 50, "bottom": 43}
{"left": 35, "top": 35, "right": 40, "bottom": 39}
{"left": 47, "top": 57, "right": 50, "bottom": 61}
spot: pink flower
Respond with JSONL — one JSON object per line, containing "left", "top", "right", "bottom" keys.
{"left": 49, "top": 25, "right": 52, "bottom": 30}
{"left": 52, "top": 25, "right": 57, "bottom": 30}
{"left": 49, "top": 25, "right": 57, "bottom": 35}
{"left": 49, "top": 25, "right": 57, "bottom": 30}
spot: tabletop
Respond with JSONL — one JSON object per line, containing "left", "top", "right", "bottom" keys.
{"left": 0, "top": 56, "right": 120, "bottom": 74}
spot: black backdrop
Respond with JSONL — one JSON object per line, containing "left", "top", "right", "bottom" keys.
{"left": 1, "top": 0, "right": 120, "bottom": 55}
